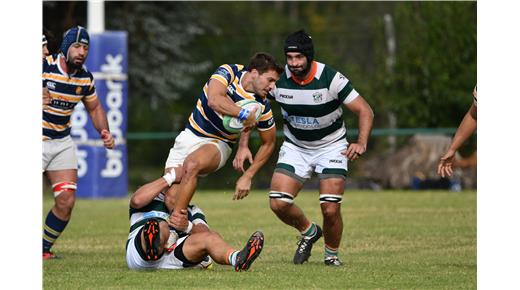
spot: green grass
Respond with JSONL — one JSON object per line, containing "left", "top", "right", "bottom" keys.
{"left": 43, "top": 190, "right": 476, "bottom": 289}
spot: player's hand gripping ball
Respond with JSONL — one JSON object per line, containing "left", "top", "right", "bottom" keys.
{"left": 223, "top": 99, "right": 263, "bottom": 133}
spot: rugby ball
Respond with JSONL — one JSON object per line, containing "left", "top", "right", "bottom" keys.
{"left": 223, "top": 99, "right": 263, "bottom": 133}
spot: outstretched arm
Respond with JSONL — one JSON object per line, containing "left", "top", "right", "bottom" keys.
{"left": 234, "top": 126, "right": 276, "bottom": 200}
{"left": 343, "top": 96, "right": 374, "bottom": 161}
{"left": 437, "top": 103, "right": 477, "bottom": 178}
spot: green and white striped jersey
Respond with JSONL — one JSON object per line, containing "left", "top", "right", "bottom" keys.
{"left": 268, "top": 61, "right": 359, "bottom": 149}
{"left": 128, "top": 193, "right": 207, "bottom": 234}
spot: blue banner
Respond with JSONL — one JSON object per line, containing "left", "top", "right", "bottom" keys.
{"left": 71, "top": 31, "right": 128, "bottom": 198}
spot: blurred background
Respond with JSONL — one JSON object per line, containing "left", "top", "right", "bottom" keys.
{"left": 43, "top": 1, "right": 476, "bottom": 193}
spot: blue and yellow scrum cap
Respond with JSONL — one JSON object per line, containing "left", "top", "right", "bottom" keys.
{"left": 60, "top": 26, "right": 90, "bottom": 58}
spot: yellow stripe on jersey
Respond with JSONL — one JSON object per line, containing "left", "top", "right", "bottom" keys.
{"left": 45, "top": 55, "right": 55, "bottom": 65}
{"left": 190, "top": 107, "right": 238, "bottom": 140}
{"left": 259, "top": 110, "right": 272, "bottom": 122}
{"left": 43, "top": 72, "right": 92, "bottom": 86}
{"left": 49, "top": 91, "right": 83, "bottom": 102}
{"left": 188, "top": 115, "right": 238, "bottom": 142}
{"left": 42, "top": 120, "right": 70, "bottom": 131}
{"left": 84, "top": 93, "right": 98, "bottom": 102}
{"left": 222, "top": 64, "right": 235, "bottom": 80}
{"left": 196, "top": 99, "right": 212, "bottom": 121}
{"left": 210, "top": 74, "right": 228, "bottom": 87}
{"left": 232, "top": 77, "right": 256, "bottom": 100}
{"left": 44, "top": 106, "right": 73, "bottom": 116}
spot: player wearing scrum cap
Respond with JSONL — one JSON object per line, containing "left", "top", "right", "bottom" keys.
{"left": 235, "top": 30, "right": 374, "bottom": 266}
{"left": 42, "top": 26, "right": 115, "bottom": 259}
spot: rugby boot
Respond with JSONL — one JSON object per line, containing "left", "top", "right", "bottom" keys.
{"left": 143, "top": 219, "right": 161, "bottom": 261}
{"left": 324, "top": 256, "right": 343, "bottom": 266}
{"left": 293, "top": 225, "right": 322, "bottom": 264}
{"left": 235, "top": 231, "right": 264, "bottom": 271}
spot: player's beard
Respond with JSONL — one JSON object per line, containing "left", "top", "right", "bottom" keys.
{"left": 289, "top": 62, "right": 311, "bottom": 79}
{"left": 67, "top": 57, "right": 84, "bottom": 71}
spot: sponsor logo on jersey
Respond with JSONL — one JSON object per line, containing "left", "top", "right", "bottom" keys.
{"left": 288, "top": 115, "right": 320, "bottom": 126}
{"left": 46, "top": 81, "right": 56, "bottom": 90}
{"left": 280, "top": 94, "right": 293, "bottom": 99}
{"left": 75, "top": 86, "right": 83, "bottom": 95}
{"left": 313, "top": 92, "right": 322, "bottom": 103}
{"left": 329, "top": 159, "right": 343, "bottom": 164}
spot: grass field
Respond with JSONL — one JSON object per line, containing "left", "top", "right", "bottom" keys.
{"left": 43, "top": 190, "right": 476, "bottom": 289}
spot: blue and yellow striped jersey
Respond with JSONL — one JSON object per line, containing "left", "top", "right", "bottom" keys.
{"left": 186, "top": 64, "right": 275, "bottom": 146}
{"left": 42, "top": 54, "right": 97, "bottom": 140}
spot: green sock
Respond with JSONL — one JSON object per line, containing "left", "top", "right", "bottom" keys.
{"left": 324, "top": 244, "right": 338, "bottom": 259}
{"left": 301, "top": 222, "right": 317, "bottom": 237}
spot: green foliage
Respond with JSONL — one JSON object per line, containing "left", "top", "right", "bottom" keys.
{"left": 43, "top": 190, "right": 476, "bottom": 289}
{"left": 386, "top": 2, "right": 477, "bottom": 127}
{"left": 100, "top": 2, "right": 476, "bottom": 183}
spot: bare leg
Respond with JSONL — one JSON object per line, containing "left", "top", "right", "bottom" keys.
{"left": 319, "top": 178, "right": 345, "bottom": 249}
{"left": 269, "top": 172, "right": 308, "bottom": 231}
{"left": 181, "top": 231, "right": 235, "bottom": 265}
{"left": 172, "top": 144, "right": 221, "bottom": 214}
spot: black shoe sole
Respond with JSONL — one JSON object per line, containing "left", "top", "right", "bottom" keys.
{"left": 235, "top": 231, "right": 264, "bottom": 271}
{"left": 143, "top": 220, "right": 161, "bottom": 261}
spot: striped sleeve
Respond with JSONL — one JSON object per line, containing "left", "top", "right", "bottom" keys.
{"left": 330, "top": 72, "right": 358, "bottom": 104}
{"left": 210, "top": 64, "right": 236, "bottom": 87}
{"left": 84, "top": 74, "right": 97, "bottom": 102}
{"left": 257, "top": 101, "right": 275, "bottom": 131}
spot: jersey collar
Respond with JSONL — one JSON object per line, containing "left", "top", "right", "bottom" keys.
{"left": 290, "top": 61, "right": 317, "bottom": 86}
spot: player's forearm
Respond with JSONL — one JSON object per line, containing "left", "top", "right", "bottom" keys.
{"left": 448, "top": 111, "right": 477, "bottom": 152}
{"left": 356, "top": 106, "right": 374, "bottom": 146}
{"left": 238, "top": 129, "right": 251, "bottom": 149}
{"left": 208, "top": 95, "right": 241, "bottom": 117}
{"left": 88, "top": 104, "right": 110, "bottom": 135}
{"left": 243, "top": 139, "right": 275, "bottom": 179}
{"left": 243, "top": 128, "right": 276, "bottom": 178}
{"left": 130, "top": 178, "right": 169, "bottom": 208}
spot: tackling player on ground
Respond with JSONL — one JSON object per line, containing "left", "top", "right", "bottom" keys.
{"left": 126, "top": 174, "right": 264, "bottom": 271}
{"left": 235, "top": 30, "right": 374, "bottom": 266}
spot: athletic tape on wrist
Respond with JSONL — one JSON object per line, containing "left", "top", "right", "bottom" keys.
{"left": 162, "top": 171, "right": 176, "bottom": 186}
{"left": 238, "top": 108, "right": 250, "bottom": 122}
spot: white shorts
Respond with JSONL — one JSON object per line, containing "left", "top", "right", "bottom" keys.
{"left": 165, "top": 129, "right": 232, "bottom": 173}
{"left": 42, "top": 135, "right": 78, "bottom": 171}
{"left": 275, "top": 141, "right": 348, "bottom": 182}
{"left": 126, "top": 227, "right": 207, "bottom": 270}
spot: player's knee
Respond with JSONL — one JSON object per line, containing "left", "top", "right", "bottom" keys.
{"left": 269, "top": 191, "right": 295, "bottom": 213}
{"left": 54, "top": 190, "right": 76, "bottom": 213}
{"left": 183, "top": 159, "right": 202, "bottom": 176}
{"left": 320, "top": 194, "right": 342, "bottom": 218}
{"left": 321, "top": 206, "right": 340, "bottom": 220}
